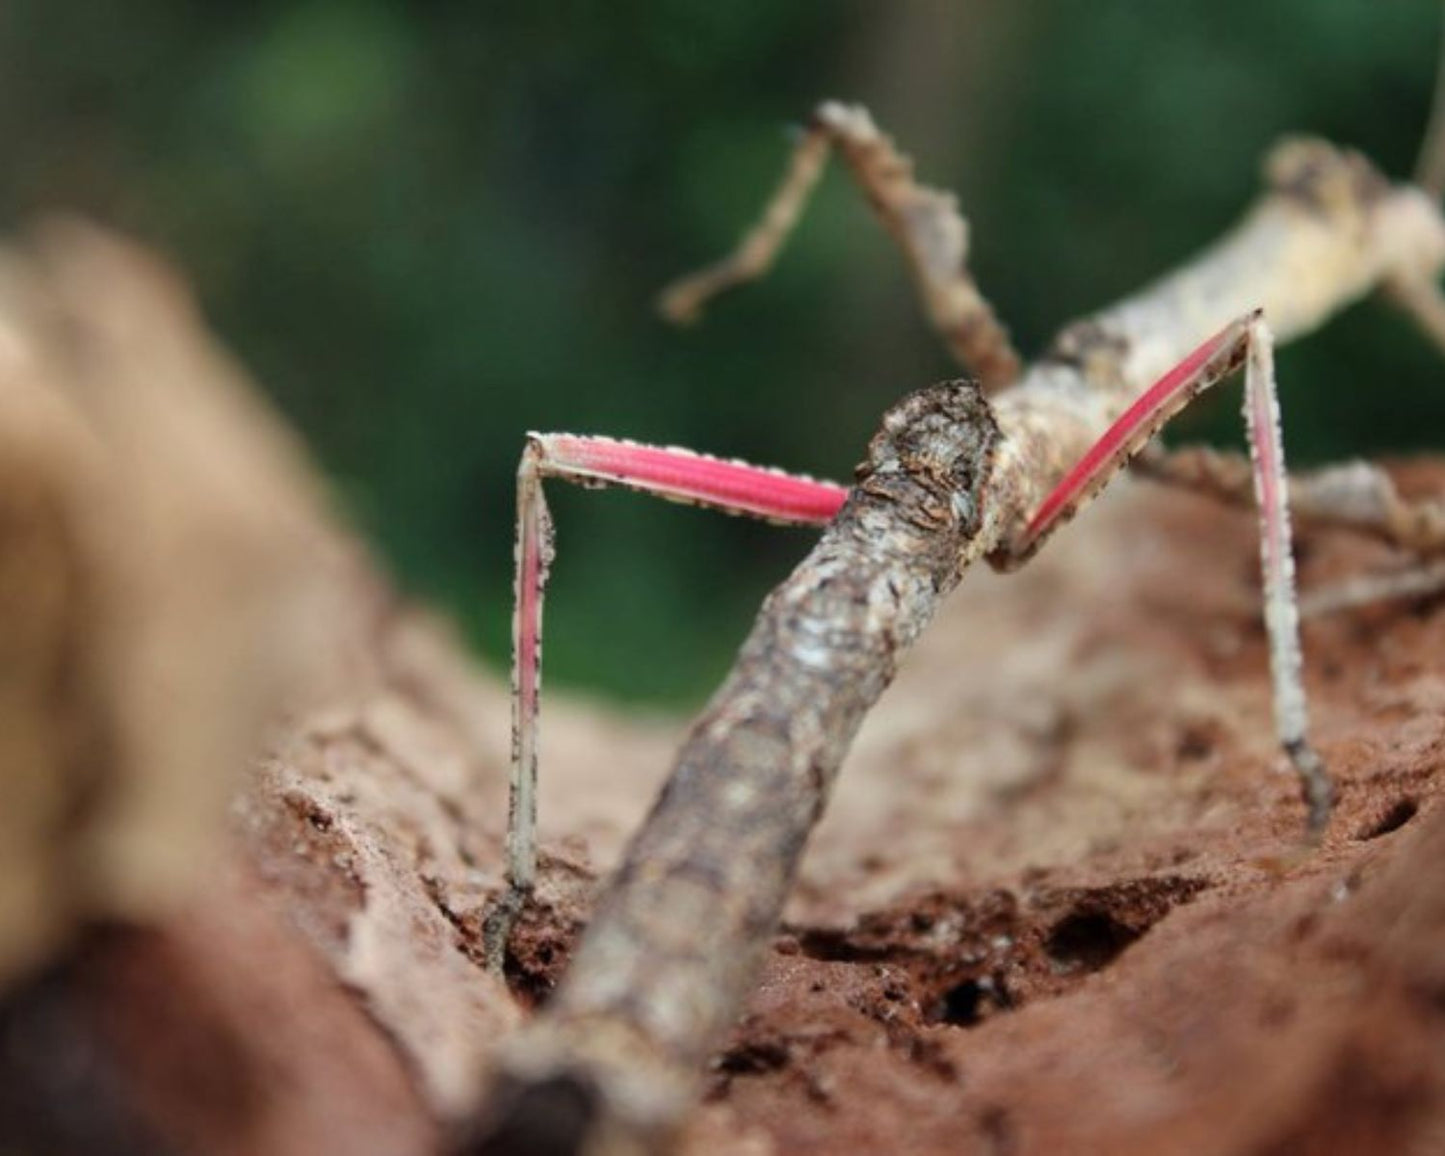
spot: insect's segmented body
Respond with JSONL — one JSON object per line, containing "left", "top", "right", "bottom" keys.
{"left": 475, "top": 106, "right": 1445, "bottom": 1154}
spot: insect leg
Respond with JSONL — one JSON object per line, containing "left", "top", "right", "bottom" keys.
{"left": 1130, "top": 219, "right": 1445, "bottom": 557}
{"left": 486, "top": 435, "right": 847, "bottom": 969}
{"left": 659, "top": 102, "right": 1021, "bottom": 391}
{"left": 1135, "top": 445, "right": 1445, "bottom": 555}
{"left": 1299, "top": 558, "right": 1445, "bottom": 617}
{"left": 994, "top": 313, "right": 1334, "bottom": 834}
{"left": 656, "top": 126, "right": 831, "bottom": 327}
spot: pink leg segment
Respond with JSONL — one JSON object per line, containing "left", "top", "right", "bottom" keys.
{"left": 500, "top": 434, "right": 847, "bottom": 947}
{"left": 1021, "top": 318, "right": 1247, "bottom": 550}
{"left": 540, "top": 435, "right": 848, "bottom": 523}
{"left": 1004, "top": 311, "right": 1332, "bottom": 832}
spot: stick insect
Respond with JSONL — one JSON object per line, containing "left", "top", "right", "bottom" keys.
{"left": 475, "top": 100, "right": 1445, "bottom": 1154}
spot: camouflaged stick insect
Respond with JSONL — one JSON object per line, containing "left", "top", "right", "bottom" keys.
{"left": 471, "top": 97, "right": 1445, "bottom": 1154}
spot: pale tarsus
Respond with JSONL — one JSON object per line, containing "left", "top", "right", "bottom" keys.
{"left": 474, "top": 103, "right": 1445, "bottom": 1153}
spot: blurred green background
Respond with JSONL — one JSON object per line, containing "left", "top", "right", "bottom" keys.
{"left": 4, "top": 1, "right": 1443, "bottom": 706}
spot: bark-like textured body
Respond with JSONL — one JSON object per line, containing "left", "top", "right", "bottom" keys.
{"left": 478, "top": 385, "right": 999, "bottom": 1153}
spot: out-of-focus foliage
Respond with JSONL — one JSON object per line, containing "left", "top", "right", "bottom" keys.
{"left": 3, "top": 1, "right": 1441, "bottom": 704}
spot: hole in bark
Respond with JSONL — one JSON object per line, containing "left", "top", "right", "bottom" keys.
{"left": 502, "top": 938, "right": 567, "bottom": 1009}
{"left": 979, "top": 1105, "right": 1017, "bottom": 1156}
{"left": 1174, "top": 723, "right": 1216, "bottom": 762}
{"left": 465, "top": 1072, "right": 598, "bottom": 1156}
{"left": 1357, "top": 798, "right": 1418, "bottom": 841}
{"left": 927, "top": 975, "right": 1012, "bottom": 1027}
{"left": 792, "top": 928, "right": 893, "bottom": 964}
{"left": 497, "top": 909, "right": 579, "bottom": 1010}
{"left": 1044, "top": 911, "right": 1140, "bottom": 972}
{"left": 935, "top": 981, "right": 984, "bottom": 1026}
{"left": 715, "top": 1040, "right": 789, "bottom": 1077}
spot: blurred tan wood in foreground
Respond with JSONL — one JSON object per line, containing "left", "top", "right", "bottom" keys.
{"left": 0, "top": 219, "right": 339, "bottom": 985}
